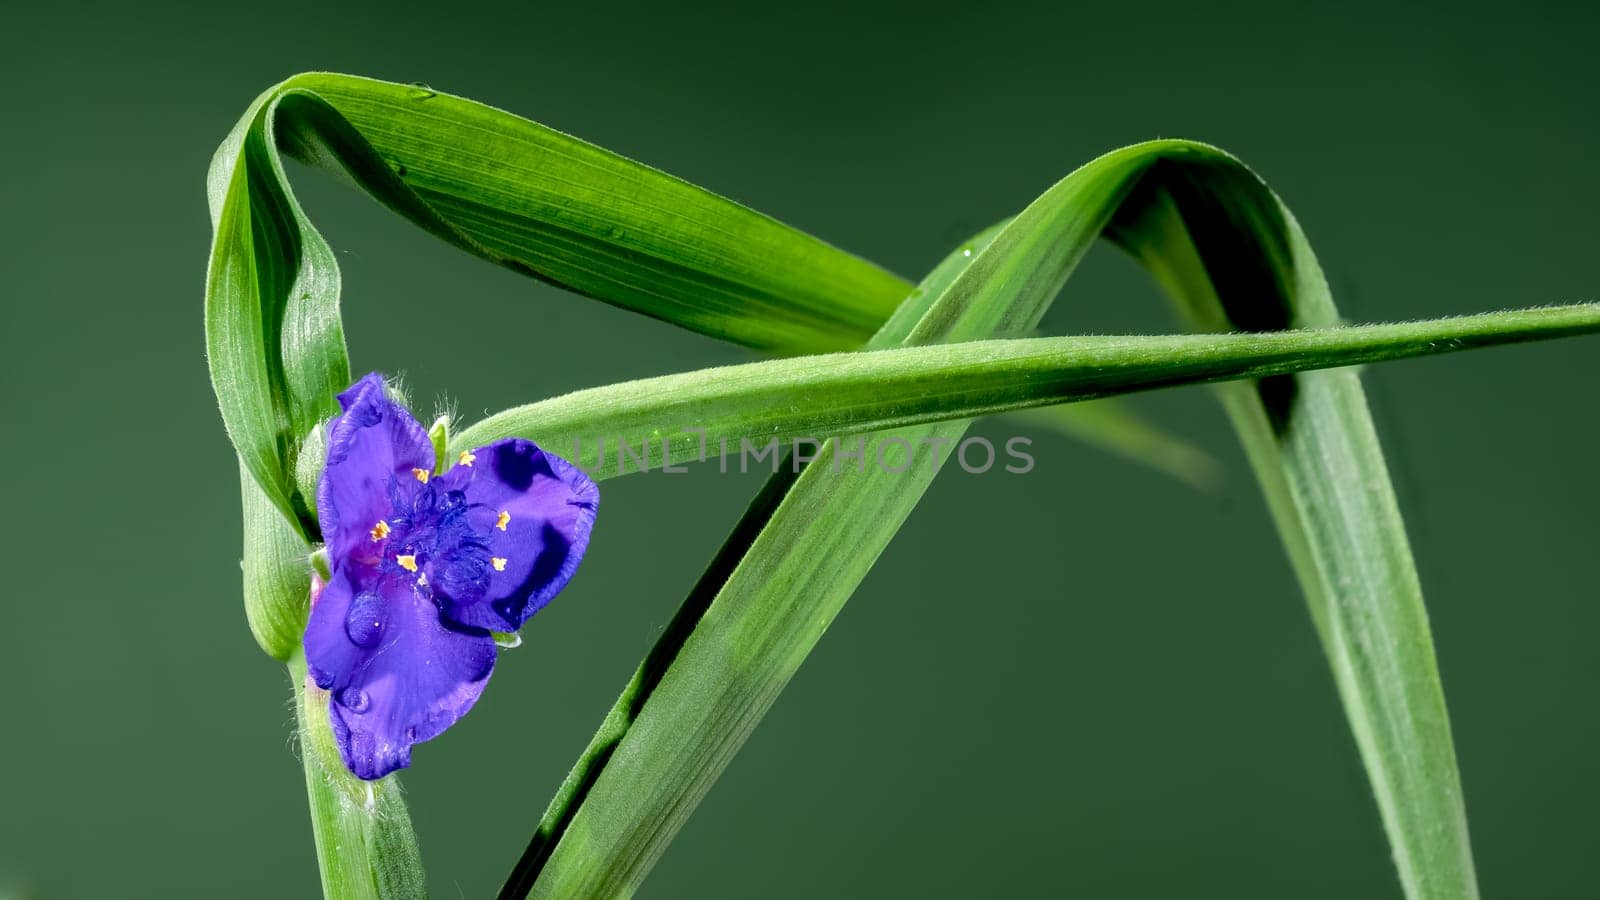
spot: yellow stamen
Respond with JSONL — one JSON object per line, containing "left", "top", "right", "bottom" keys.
{"left": 369, "top": 520, "right": 390, "bottom": 541}
{"left": 412, "top": 467, "right": 430, "bottom": 483}
{"left": 396, "top": 554, "right": 418, "bottom": 573}
{"left": 491, "top": 557, "right": 508, "bottom": 572}
{"left": 495, "top": 510, "right": 510, "bottom": 531}
{"left": 458, "top": 450, "right": 476, "bottom": 467}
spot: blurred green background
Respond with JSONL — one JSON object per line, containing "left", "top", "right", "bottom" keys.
{"left": 2, "top": 0, "right": 1596, "bottom": 896}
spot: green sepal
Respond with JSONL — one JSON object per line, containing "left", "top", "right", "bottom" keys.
{"left": 428, "top": 415, "right": 450, "bottom": 475}
{"left": 309, "top": 548, "right": 332, "bottom": 584}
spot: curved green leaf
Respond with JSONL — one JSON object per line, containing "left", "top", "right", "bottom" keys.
{"left": 1107, "top": 161, "right": 1481, "bottom": 897}
{"left": 511, "top": 141, "right": 1501, "bottom": 899}
{"left": 205, "top": 73, "right": 907, "bottom": 534}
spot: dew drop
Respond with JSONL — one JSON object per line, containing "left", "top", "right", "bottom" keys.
{"left": 407, "top": 82, "right": 436, "bottom": 100}
{"left": 493, "top": 631, "right": 523, "bottom": 650}
{"left": 495, "top": 600, "right": 520, "bottom": 624}
{"left": 336, "top": 687, "right": 371, "bottom": 714}
{"left": 345, "top": 592, "right": 387, "bottom": 648}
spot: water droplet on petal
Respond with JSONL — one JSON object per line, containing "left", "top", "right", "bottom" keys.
{"left": 493, "top": 631, "right": 522, "bottom": 650}
{"left": 345, "top": 592, "right": 387, "bottom": 648}
{"left": 336, "top": 687, "right": 371, "bottom": 713}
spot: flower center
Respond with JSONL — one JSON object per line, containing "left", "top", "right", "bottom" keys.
{"left": 367, "top": 481, "right": 495, "bottom": 605}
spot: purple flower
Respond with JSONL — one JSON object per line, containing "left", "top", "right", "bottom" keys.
{"left": 304, "top": 373, "right": 598, "bottom": 780}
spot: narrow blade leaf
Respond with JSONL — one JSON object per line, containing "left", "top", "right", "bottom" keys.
{"left": 1108, "top": 159, "right": 1484, "bottom": 897}
{"left": 453, "top": 305, "right": 1600, "bottom": 483}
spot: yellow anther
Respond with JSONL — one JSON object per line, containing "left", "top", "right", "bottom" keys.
{"left": 369, "top": 520, "right": 390, "bottom": 542}
{"left": 412, "top": 467, "right": 430, "bottom": 483}
{"left": 495, "top": 510, "right": 510, "bottom": 531}
{"left": 491, "top": 557, "right": 508, "bottom": 572}
{"left": 417, "top": 571, "right": 428, "bottom": 587}
{"left": 396, "top": 554, "right": 418, "bottom": 573}
{"left": 458, "top": 450, "right": 476, "bottom": 467}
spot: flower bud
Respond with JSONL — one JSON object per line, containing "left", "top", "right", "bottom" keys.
{"left": 241, "top": 461, "right": 311, "bottom": 660}
{"left": 294, "top": 422, "right": 327, "bottom": 526}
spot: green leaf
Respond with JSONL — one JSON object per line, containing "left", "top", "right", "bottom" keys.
{"left": 510, "top": 141, "right": 1511, "bottom": 897}
{"left": 205, "top": 73, "right": 910, "bottom": 537}
{"left": 453, "top": 304, "right": 1600, "bottom": 481}
{"left": 282, "top": 73, "right": 907, "bottom": 351}
{"left": 206, "top": 88, "right": 350, "bottom": 533}
{"left": 1107, "top": 160, "right": 1482, "bottom": 897}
